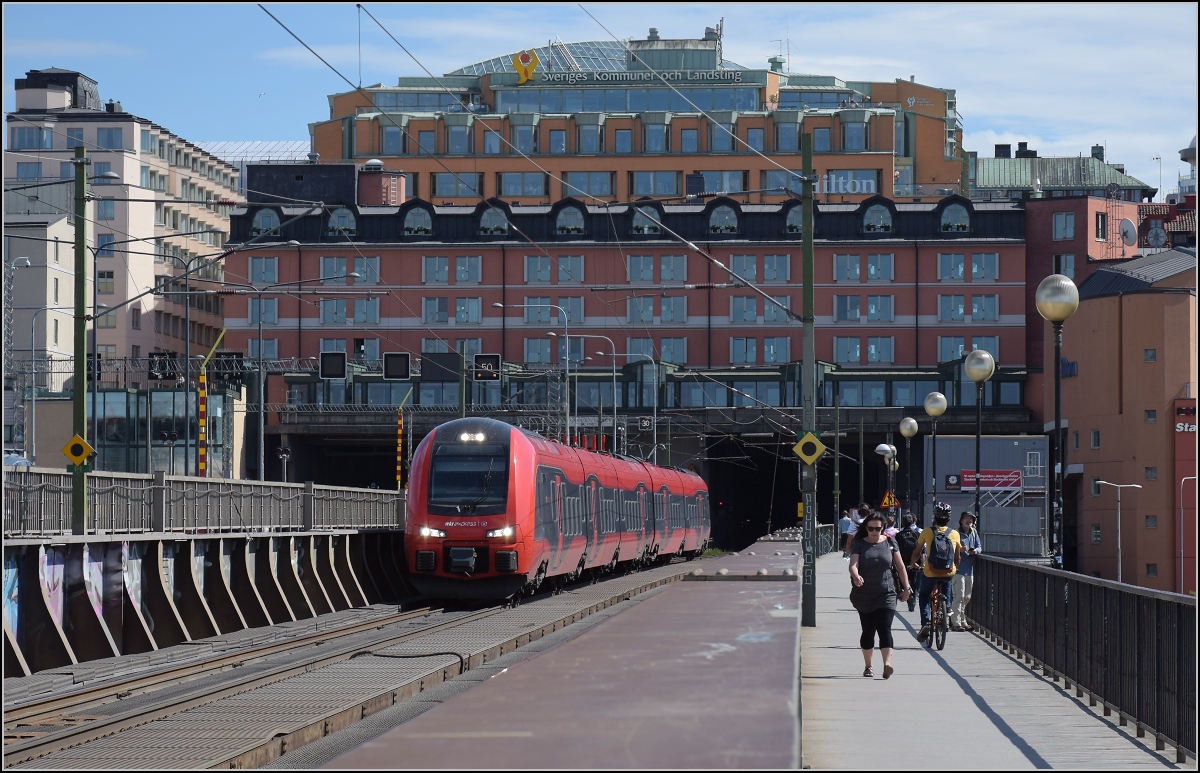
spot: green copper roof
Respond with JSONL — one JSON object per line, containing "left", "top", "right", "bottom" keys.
{"left": 974, "top": 156, "right": 1149, "bottom": 190}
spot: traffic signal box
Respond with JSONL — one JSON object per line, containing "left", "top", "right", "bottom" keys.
{"left": 472, "top": 353, "right": 501, "bottom": 381}
{"left": 319, "top": 351, "right": 347, "bottom": 380}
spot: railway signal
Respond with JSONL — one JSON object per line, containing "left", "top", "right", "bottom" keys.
{"left": 319, "top": 351, "right": 347, "bottom": 380}
{"left": 383, "top": 352, "right": 411, "bottom": 380}
{"left": 472, "top": 353, "right": 501, "bottom": 381}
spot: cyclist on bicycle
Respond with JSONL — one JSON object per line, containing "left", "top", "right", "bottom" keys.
{"left": 909, "top": 502, "right": 962, "bottom": 642}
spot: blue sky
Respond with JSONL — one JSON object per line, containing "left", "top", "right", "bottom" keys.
{"left": 4, "top": 3, "right": 1196, "bottom": 196}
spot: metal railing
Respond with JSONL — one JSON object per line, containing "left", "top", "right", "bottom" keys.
{"left": 972, "top": 556, "right": 1196, "bottom": 760}
{"left": 2, "top": 467, "right": 404, "bottom": 536}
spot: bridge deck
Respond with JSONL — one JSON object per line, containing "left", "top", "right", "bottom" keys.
{"left": 801, "top": 552, "right": 1190, "bottom": 769}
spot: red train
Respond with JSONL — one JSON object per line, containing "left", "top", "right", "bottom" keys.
{"left": 405, "top": 417, "right": 711, "bottom": 600}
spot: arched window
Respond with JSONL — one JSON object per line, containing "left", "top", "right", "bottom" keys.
{"left": 404, "top": 208, "right": 432, "bottom": 235}
{"left": 329, "top": 207, "right": 356, "bottom": 236}
{"left": 941, "top": 204, "right": 970, "bottom": 232}
{"left": 556, "top": 207, "right": 585, "bottom": 234}
{"left": 709, "top": 205, "right": 738, "bottom": 233}
{"left": 785, "top": 207, "right": 803, "bottom": 234}
{"left": 479, "top": 207, "right": 508, "bottom": 235}
{"left": 863, "top": 204, "right": 892, "bottom": 232}
{"left": 633, "top": 206, "right": 661, "bottom": 234}
{"left": 251, "top": 209, "right": 279, "bottom": 236}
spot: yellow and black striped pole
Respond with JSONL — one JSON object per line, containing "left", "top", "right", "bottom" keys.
{"left": 396, "top": 406, "right": 404, "bottom": 490}
{"left": 197, "top": 330, "right": 226, "bottom": 478}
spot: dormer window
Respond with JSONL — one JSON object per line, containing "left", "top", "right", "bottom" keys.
{"left": 479, "top": 207, "right": 508, "bottom": 235}
{"left": 556, "top": 207, "right": 585, "bottom": 234}
{"left": 941, "top": 204, "right": 970, "bottom": 232}
{"left": 251, "top": 209, "right": 279, "bottom": 237}
{"left": 329, "top": 207, "right": 356, "bottom": 236}
{"left": 863, "top": 204, "right": 892, "bottom": 232}
{"left": 632, "top": 206, "right": 661, "bottom": 235}
{"left": 785, "top": 207, "right": 804, "bottom": 234}
{"left": 709, "top": 205, "right": 738, "bottom": 234}
{"left": 404, "top": 208, "right": 432, "bottom": 235}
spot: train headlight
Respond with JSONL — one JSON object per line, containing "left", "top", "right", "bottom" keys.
{"left": 485, "top": 526, "right": 514, "bottom": 538}
{"left": 418, "top": 526, "right": 447, "bottom": 538}
{"left": 458, "top": 432, "right": 486, "bottom": 442}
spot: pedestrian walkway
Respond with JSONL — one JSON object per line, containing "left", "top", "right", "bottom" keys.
{"left": 801, "top": 552, "right": 1193, "bottom": 770}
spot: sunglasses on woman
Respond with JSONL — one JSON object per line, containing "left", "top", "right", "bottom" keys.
{"left": 866, "top": 526, "right": 883, "bottom": 532}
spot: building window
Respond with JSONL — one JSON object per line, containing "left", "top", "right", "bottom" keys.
{"left": 525, "top": 255, "right": 551, "bottom": 282}
{"left": 938, "top": 253, "right": 965, "bottom": 281}
{"left": 404, "top": 208, "right": 433, "bottom": 235}
{"left": 972, "top": 253, "right": 999, "bottom": 280}
{"left": 709, "top": 206, "right": 739, "bottom": 233}
{"left": 763, "top": 169, "right": 805, "bottom": 196}
{"left": 633, "top": 207, "right": 661, "bottom": 235}
{"left": 1053, "top": 253, "right": 1075, "bottom": 279}
{"left": 631, "top": 171, "right": 678, "bottom": 196}
{"left": 765, "top": 295, "right": 791, "bottom": 322}
{"left": 834, "top": 254, "right": 860, "bottom": 281}
{"left": 730, "top": 296, "right": 757, "bottom": 322}
{"left": 95, "top": 310, "right": 116, "bottom": 328}
{"left": 422, "top": 297, "right": 448, "bottom": 323}
{"left": 1091, "top": 524, "right": 1101, "bottom": 542}
{"left": 776, "top": 123, "right": 798, "bottom": 152}
{"left": 554, "top": 207, "right": 584, "bottom": 234}
{"left": 731, "top": 255, "right": 756, "bottom": 283}
{"left": 642, "top": 123, "right": 668, "bottom": 153}
{"left": 660, "top": 296, "right": 686, "bottom": 323}
{"left": 353, "top": 256, "right": 380, "bottom": 284}
{"left": 1145, "top": 467, "right": 1157, "bottom": 481}
{"left": 1146, "top": 563, "right": 1158, "bottom": 577}
{"left": 764, "top": 254, "right": 790, "bottom": 282}
{"left": 564, "top": 171, "right": 612, "bottom": 197}
{"left": 329, "top": 208, "right": 356, "bottom": 236}
{"left": 812, "top": 127, "right": 830, "bottom": 152}
{"left": 701, "top": 171, "right": 745, "bottom": 193}
{"left": 661, "top": 254, "right": 685, "bottom": 282}
{"left": 481, "top": 130, "right": 501, "bottom": 155}
{"left": 422, "top": 338, "right": 450, "bottom": 354}
{"left": 321, "top": 256, "right": 348, "bottom": 284}
{"left": 548, "top": 130, "right": 566, "bottom": 154}
{"left": 1053, "top": 211, "right": 1075, "bottom": 240}
{"left": 1073, "top": 431, "right": 1079, "bottom": 451}
{"left": 97, "top": 233, "right": 116, "bottom": 258}
{"left": 746, "top": 128, "right": 764, "bottom": 152}
{"left": 867, "top": 337, "right": 894, "bottom": 364}
{"left": 354, "top": 297, "right": 381, "bottom": 324}
{"left": 864, "top": 204, "right": 892, "bottom": 230}
{"left": 16, "top": 162, "right": 42, "bottom": 180}
{"left": 1087, "top": 429, "right": 1101, "bottom": 449}
{"left": 731, "top": 337, "right": 756, "bottom": 365}
{"left": 938, "top": 337, "right": 965, "bottom": 363}
{"left": 1095, "top": 211, "right": 1108, "bottom": 240}
{"left": 941, "top": 204, "right": 970, "bottom": 232}
{"left": 454, "top": 297, "right": 481, "bottom": 324}
{"left": 971, "top": 295, "right": 999, "bottom": 322}
{"left": 558, "top": 295, "right": 584, "bottom": 323}
{"left": 96, "top": 199, "right": 115, "bottom": 220}
{"left": 53, "top": 319, "right": 59, "bottom": 345}
{"left": 867, "top": 295, "right": 894, "bottom": 322}
{"left": 614, "top": 129, "right": 632, "bottom": 154}
{"left": 97, "top": 270, "right": 115, "bottom": 294}
{"left": 578, "top": 125, "right": 602, "bottom": 154}
{"left": 96, "top": 128, "right": 123, "bottom": 149}
{"left": 763, "top": 336, "right": 789, "bottom": 363}
{"left": 435, "top": 173, "right": 480, "bottom": 197}
{"left": 627, "top": 296, "right": 654, "bottom": 323}
{"left": 382, "top": 126, "right": 404, "bottom": 154}
{"left": 834, "top": 295, "right": 861, "bottom": 322}
{"left": 524, "top": 337, "right": 551, "bottom": 363}
{"left": 1145, "top": 515, "right": 1158, "bottom": 528}
{"left": 834, "top": 337, "right": 860, "bottom": 364}
{"left": 321, "top": 298, "right": 348, "bottom": 325}
{"left": 971, "top": 337, "right": 999, "bottom": 361}
{"left": 521, "top": 297, "right": 551, "bottom": 323}
{"left": 842, "top": 122, "right": 867, "bottom": 151}
{"left": 680, "top": 129, "right": 698, "bottom": 153}
{"left": 10, "top": 126, "right": 51, "bottom": 149}
{"left": 252, "top": 209, "right": 279, "bottom": 236}
{"left": 709, "top": 123, "right": 733, "bottom": 152}
{"left": 1145, "top": 409, "right": 1157, "bottom": 423}
{"left": 456, "top": 255, "right": 481, "bottom": 283}
{"left": 866, "top": 253, "right": 893, "bottom": 281}
{"left": 510, "top": 125, "right": 536, "bottom": 154}
{"left": 653, "top": 337, "right": 683, "bottom": 364}
{"left": 423, "top": 256, "right": 449, "bottom": 283}
{"left": 938, "top": 295, "right": 965, "bottom": 322}
{"left": 786, "top": 208, "right": 804, "bottom": 234}
{"left": 249, "top": 298, "right": 278, "bottom": 324}
{"left": 413, "top": 130, "right": 435, "bottom": 155}
{"left": 65, "top": 128, "right": 83, "bottom": 149}
{"left": 1144, "top": 349, "right": 1156, "bottom": 362}
{"left": 479, "top": 208, "right": 508, "bottom": 235}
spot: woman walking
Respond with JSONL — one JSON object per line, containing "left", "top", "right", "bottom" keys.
{"left": 848, "top": 511, "right": 912, "bottom": 679}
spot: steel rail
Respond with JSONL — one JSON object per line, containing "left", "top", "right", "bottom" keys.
{"left": 4, "top": 606, "right": 502, "bottom": 766}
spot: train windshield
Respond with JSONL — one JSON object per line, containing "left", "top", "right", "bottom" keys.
{"left": 427, "top": 443, "right": 509, "bottom": 514}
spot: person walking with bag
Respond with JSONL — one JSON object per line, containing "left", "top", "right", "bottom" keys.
{"left": 951, "top": 512, "right": 981, "bottom": 631}
{"left": 848, "top": 511, "right": 913, "bottom": 679}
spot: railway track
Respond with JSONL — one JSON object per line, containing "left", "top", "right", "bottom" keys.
{"left": 4, "top": 561, "right": 696, "bottom": 769}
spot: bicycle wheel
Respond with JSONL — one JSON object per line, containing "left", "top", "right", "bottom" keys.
{"left": 935, "top": 592, "right": 948, "bottom": 650}
{"left": 922, "top": 590, "right": 935, "bottom": 649}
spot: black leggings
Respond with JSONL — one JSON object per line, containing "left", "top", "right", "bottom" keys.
{"left": 857, "top": 607, "right": 896, "bottom": 650}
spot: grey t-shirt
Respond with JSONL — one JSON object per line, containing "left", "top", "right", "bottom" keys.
{"left": 849, "top": 537, "right": 898, "bottom": 612}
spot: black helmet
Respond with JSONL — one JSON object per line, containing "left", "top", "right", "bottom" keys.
{"left": 933, "top": 502, "right": 952, "bottom": 524}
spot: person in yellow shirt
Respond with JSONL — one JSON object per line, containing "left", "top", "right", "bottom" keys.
{"left": 908, "top": 502, "right": 961, "bottom": 642}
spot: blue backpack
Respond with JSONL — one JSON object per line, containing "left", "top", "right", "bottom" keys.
{"left": 928, "top": 528, "right": 955, "bottom": 570}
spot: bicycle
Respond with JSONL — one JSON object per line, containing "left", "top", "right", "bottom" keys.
{"left": 925, "top": 581, "right": 949, "bottom": 651}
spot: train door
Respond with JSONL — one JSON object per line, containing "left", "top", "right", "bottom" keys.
{"left": 586, "top": 477, "right": 600, "bottom": 565}
{"left": 536, "top": 468, "right": 564, "bottom": 571}
{"left": 659, "top": 486, "right": 672, "bottom": 550}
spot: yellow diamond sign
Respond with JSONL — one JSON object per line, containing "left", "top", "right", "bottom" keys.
{"left": 792, "top": 432, "right": 827, "bottom": 466}
{"left": 62, "top": 434, "right": 95, "bottom": 466}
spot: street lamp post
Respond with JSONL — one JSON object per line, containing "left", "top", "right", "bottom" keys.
{"left": 875, "top": 442, "right": 897, "bottom": 516}
{"left": 923, "top": 391, "right": 947, "bottom": 524}
{"left": 1036, "top": 273, "right": 1080, "bottom": 567}
{"left": 493, "top": 302, "right": 569, "bottom": 441}
{"left": 964, "top": 349, "right": 996, "bottom": 523}
{"left": 221, "top": 266, "right": 356, "bottom": 481}
{"left": 553, "top": 333, "right": 617, "bottom": 451}
{"left": 1097, "top": 480, "right": 1141, "bottom": 583}
{"left": 900, "top": 417, "right": 918, "bottom": 515}
{"left": 613, "top": 352, "right": 657, "bottom": 463}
